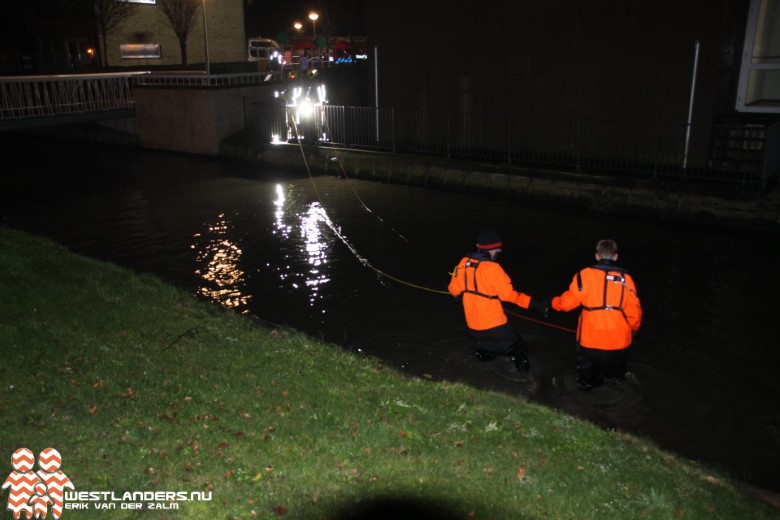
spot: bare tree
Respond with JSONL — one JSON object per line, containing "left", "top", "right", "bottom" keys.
{"left": 157, "top": 0, "right": 202, "bottom": 67}
{"left": 90, "top": 0, "right": 136, "bottom": 67}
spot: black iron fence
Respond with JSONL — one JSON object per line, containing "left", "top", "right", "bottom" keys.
{"left": 256, "top": 103, "right": 770, "bottom": 188}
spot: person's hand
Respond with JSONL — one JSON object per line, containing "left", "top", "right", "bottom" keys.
{"left": 529, "top": 298, "right": 550, "bottom": 318}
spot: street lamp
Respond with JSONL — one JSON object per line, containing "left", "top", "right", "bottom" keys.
{"left": 308, "top": 12, "right": 319, "bottom": 39}
{"left": 294, "top": 22, "right": 302, "bottom": 35}
{"left": 202, "top": 0, "right": 210, "bottom": 75}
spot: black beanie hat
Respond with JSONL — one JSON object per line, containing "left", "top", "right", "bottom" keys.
{"left": 477, "top": 229, "right": 502, "bottom": 250}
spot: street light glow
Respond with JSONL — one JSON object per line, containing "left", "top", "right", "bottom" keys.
{"left": 308, "top": 12, "right": 319, "bottom": 39}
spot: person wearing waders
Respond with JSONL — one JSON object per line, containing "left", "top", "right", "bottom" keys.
{"left": 448, "top": 229, "right": 549, "bottom": 380}
{"left": 548, "top": 239, "right": 642, "bottom": 391}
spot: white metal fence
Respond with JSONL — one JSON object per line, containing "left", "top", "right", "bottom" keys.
{"left": 0, "top": 72, "right": 146, "bottom": 120}
{"left": 0, "top": 71, "right": 283, "bottom": 123}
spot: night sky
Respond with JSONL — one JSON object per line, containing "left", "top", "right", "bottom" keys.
{"left": 244, "top": 0, "right": 364, "bottom": 42}
{"left": 245, "top": 0, "right": 312, "bottom": 39}
{"left": 0, "top": 1, "right": 364, "bottom": 49}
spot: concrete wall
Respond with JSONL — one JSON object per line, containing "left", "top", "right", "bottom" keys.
{"left": 135, "top": 83, "right": 271, "bottom": 156}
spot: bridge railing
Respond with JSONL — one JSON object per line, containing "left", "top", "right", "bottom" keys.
{"left": 0, "top": 72, "right": 149, "bottom": 120}
{"left": 0, "top": 71, "right": 283, "bottom": 123}
{"left": 135, "top": 71, "right": 283, "bottom": 88}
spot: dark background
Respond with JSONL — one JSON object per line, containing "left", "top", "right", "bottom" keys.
{"left": 244, "top": 0, "right": 366, "bottom": 42}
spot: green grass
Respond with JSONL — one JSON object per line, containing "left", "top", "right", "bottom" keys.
{"left": 0, "top": 225, "right": 777, "bottom": 519}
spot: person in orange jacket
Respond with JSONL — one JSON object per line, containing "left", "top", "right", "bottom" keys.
{"left": 549, "top": 239, "right": 642, "bottom": 391}
{"left": 448, "top": 229, "right": 548, "bottom": 378}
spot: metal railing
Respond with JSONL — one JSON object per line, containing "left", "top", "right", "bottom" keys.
{"left": 0, "top": 72, "right": 146, "bottom": 120}
{"left": 0, "top": 71, "right": 284, "bottom": 124}
{"left": 136, "top": 71, "right": 283, "bottom": 88}
{"left": 260, "top": 103, "right": 768, "bottom": 188}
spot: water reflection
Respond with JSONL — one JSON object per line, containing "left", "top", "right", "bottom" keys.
{"left": 272, "top": 183, "right": 332, "bottom": 307}
{"left": 193, "top": 213, "right": 250, "bottom": 311}
{"left": 300, "top": 203, "right": 332, "bottom": 305}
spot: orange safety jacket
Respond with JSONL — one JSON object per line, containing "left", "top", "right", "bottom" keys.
{"left": 551, "top": 262, "right": 642, "bottom": 350}
{"left": 448, "top": 255, "right": 532, "bottom": 331}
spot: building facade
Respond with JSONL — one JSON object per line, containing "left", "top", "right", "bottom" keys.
{"left": 103, "top": 0, "right": 246, "bottom": 68}
{"left": 364, "top": 0, "right": 779, "bottom": 126}
{"left": 361, "top": 0, "right": 779, "bottom": 183}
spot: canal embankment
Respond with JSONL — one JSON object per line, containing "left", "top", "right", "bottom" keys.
{"left": 18, "top": 122, "right": 780, "bottom": 232}
{"left": 219, "top": 136, "right": 780, "bottom": 232}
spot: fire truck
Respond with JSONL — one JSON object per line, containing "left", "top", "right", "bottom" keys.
{"left": 247, "top": 37, "right": 281, "bottom": 70}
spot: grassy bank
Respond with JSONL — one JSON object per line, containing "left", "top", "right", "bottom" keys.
{"left": 0, "top": 225, "right": 776, "bottom": 519}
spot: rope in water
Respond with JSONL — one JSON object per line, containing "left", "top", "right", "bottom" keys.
{"left": 289, "top": 115, "right": 575, "bottom": 333}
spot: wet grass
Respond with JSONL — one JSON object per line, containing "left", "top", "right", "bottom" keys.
{"left": 1, "top": 225, "right": 777, "bottom": 519}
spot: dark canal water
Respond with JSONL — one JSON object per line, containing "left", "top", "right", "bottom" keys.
{"left": 2, "top": 133, "right": 779, "bottom": 494}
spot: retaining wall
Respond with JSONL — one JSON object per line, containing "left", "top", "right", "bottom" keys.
{"left": 135, "top": 83, "right": 275, "bottom": 156}
{"left": 219, "top": 141, "right": 780, "bottom": 231}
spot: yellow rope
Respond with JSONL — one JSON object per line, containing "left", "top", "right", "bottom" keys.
{"left": 293, "top": 118, "right": 440, "bottom": 292}
{"left": 369, "top": 265, "right": 450, "bottom": 295}
{"left": 290, "top": 118, "right": 573, "bottom": 333}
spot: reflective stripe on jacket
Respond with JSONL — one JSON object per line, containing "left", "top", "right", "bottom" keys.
{"left": 448, "top": 255, "right": 531, "bottom": 331}
{"left": 552, "top": 263, "right": 642, "bottom": 350}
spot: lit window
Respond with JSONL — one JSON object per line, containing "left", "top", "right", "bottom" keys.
{"left": 120, "top": 43, "right": 162, "bottom": 59}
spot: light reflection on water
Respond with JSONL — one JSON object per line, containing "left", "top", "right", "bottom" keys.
{"left": 266, "top": 180, "right": 374, "bottom": 314}
{"left": 193, "top": 214, "right": 250, "bottom": 311}
{"left": 193, "top": 185, "right": 339, "bottom": 311}
{"left": 272, "top": 183, "right": 332, "bottom": 308}
{"left": 300, "top": 203, "right": 332, "bottom": 305}
{"left": 193, "top": 184, "right": 341, "bottom": 312}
